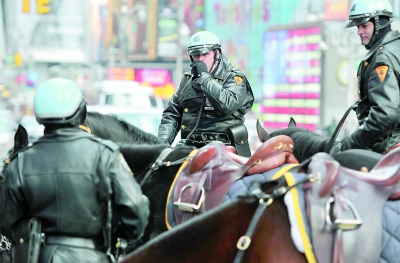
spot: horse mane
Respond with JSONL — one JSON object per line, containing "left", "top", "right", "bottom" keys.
{"left": 270, "top": 127, "right": 329, "bottom": 163}
{"left": 86, "top": 111, "right": 158, "bottom": 144}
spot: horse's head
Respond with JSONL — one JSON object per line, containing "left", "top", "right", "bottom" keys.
{"left": 1, "top": 125, "right": 29, "bottom": 184}
{"left": 256, "top": 118, "right": 333, "bottom": 163}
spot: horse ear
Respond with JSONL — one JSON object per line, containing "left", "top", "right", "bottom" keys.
{"left": 288, "top": 117, "right": 297, "bottom": 127}
{"left": 14, "top": 125, "right": 29, "bottom": 152}
{"left": 256, "top": 119, "right": 271, "bottom": 142}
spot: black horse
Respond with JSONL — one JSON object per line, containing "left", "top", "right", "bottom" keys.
{"left": 2, "top": 113, "right": 393, "bottom": 260}
{"left": 1, "top": 112, "right": 195, "bottom": 252}
{"left": 256, "top": 118, "right": 384, "bottom": 171}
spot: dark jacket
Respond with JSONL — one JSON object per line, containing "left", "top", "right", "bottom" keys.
{"left": 0, "top": 128, "right": 149, "bottom": 262}
{"left": 158, "top": 53, "right": 254, "bottom": 144}
{"left": 347, "top": 30, "right": 400, "bottom": 153}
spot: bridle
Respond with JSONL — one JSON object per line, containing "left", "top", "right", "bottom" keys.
{"left": 233, "top": 171, "right": 313, "bottom": 263}
{"left": 139, "top": 148, "right": 196, "bottom": 187}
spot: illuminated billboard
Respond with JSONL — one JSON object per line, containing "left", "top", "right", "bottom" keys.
{"left": 157, "top": 0, "right": 204, "bottom": 60}
{"left": 262, "top": 26, "right": 322, "bottom": 130}
{"left": 105, "top": 0, "right": 158, "bottom": 61}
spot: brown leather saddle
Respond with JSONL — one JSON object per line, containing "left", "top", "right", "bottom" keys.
{"left": 299, "top": 150, "right": 400, "bottom": 263}
{"left": 172, "top": 135, "right": 299, "bottom": 225}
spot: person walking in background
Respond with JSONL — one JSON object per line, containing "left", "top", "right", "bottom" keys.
{"left": 157, "top": 31, "right": 254, "bottom": 156}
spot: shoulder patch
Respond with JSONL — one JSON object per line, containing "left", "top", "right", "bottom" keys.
{"left": 375, "top": 65, "right": 388, "bottom": 82}
{"left": 118, "top": 153, "right": 133, "bottom": 175}
{"left": 234, "top": 76, "right": 243, "bottom": 86}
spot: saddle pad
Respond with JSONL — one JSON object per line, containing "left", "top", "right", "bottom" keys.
{"left": 281, "top": 172, "right": 316, "bottom": 263}
{"left": 165, "top": 149, "right": 198, "bottom": 230}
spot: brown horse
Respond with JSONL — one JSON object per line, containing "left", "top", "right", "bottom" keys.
{"left": 120, "top": 181, "right": 307, "bottom": 263}
{"left": 120, "top": 145, "right": 400, "bottom": 263}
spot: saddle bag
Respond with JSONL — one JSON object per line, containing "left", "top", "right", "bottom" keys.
{"left": 227, "top": 124, "right": 251, "bottom": 157}
{"left": 12, "top": 218, "right": 42, "bottom": 263}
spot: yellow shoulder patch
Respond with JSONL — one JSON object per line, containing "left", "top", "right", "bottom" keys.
{"left": 234, "top": 76, "right": 243, "bottom": 86}
{"left": 118, "top": 153, "right": 133, "bottom": 175}
{"left": 375, "top": 65, "right": 389, "bottom": 82}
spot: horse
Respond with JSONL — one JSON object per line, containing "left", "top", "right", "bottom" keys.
{"left": 84, "top": 111, "right": 159, "bottom": 144}
{"left": 4, "top": 113, "right": 398, "bottom": 263}
{"left": 119, "top": 145, "right": 400, "bottom": 263}
{"left": 256, "top": 118, "right": 384, "bottom": 172}
{"left": 121, "top": 179, "right": 308, "bottom": 263}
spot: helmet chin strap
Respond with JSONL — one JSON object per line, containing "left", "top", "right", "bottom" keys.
{"left": 365, "top": 17, "right": 392, "bottom": 50}
{"left": 209, "top": 50, "right": 221, "bottom": 75}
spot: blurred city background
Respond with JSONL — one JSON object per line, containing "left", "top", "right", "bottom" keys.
{"left": 1, "top": 0, "right": 400, "bottom": 161}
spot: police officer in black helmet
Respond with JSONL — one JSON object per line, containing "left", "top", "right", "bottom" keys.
{"left": 338, "top": 0, "right": 400, "bottom": 154}
{"left": 0, "top": 78, "right": 149, "bottom": 262}
{"left": 157, "top": 31, "right": 254, "bottom": 156}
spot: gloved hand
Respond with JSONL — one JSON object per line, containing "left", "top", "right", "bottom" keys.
{"left": 190, "top": 61, "right": 208, "bottom": 79}
{"left": 340, "top": 136, "right": 353, "bottom": 152}
{"left": 157, "top": 139, "right": 170, "bottom": 145}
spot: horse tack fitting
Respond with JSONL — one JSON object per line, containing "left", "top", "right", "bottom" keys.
{"left": 236, "top": 236, "right": 251, "bottom": 250}
{"left": 308, "top": 173, "right": 321, "bottom": 184}
{"left": 173, "top": 183, "right": 205, "bottom": 212}
{"left": 79, "top": 124, "right": 92, "bottom": 134}
{"left": 325, "top": 196, "right": 362, "bottom": 231}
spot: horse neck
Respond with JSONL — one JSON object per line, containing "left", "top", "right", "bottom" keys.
{"left": 122, "top": 196, "right": 307, "bottom": 263}
{"left": 272, "top": 128, "right": 329, "bottom": 163}
{"left": 86, "top": 112, "right": 157, "bottom": 144}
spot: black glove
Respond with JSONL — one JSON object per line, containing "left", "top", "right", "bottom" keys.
{"left": 340, "top": 136, "right": 353, "bottom": 151}
{"left": 190, "top": 61, "right": 208, "bottom": 79}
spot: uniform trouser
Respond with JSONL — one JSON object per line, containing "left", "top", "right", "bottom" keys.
{"left": 40, "top": 245, "right": 109, "bottom": 263}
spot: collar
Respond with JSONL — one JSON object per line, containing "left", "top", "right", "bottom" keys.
{"left": 363, "top": 30, "right": 400, "bottom": 61}
{"left": 40, "top": 128, "right": 92, "bottom": 142}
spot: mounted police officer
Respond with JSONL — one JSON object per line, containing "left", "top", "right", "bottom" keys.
{"left": 339, "top": 0, "right": 400, "bottom": 154}
{"left": 157, "top": 31, "right": 254, "bottom": 156}
{"left": 0, "top": 78, "right": 149, "bottom": 262}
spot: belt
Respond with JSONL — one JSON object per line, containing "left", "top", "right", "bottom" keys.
{"left": 186, "top": 132, "right": 231, "bottom": 147}
{"left": 45, "top": 235, "right": 103, "bottom": 249}
{"left": 189, "top": 132, "right": 229, "bottom": 142}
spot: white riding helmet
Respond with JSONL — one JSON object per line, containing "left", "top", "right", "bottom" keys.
{"left": 345, "top": 0, "right": 394, "bottom": 29}
{"left": 187, "top": 31, "right": 221, "bottom": 59}
{"left": 34, "top": 78, "right": 85, "bottom": 125}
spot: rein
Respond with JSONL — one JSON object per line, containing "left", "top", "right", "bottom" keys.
{"left": 323, "top": 103, "right": 358, "bottom": 153}
{"left": 139, "top": 148, "right": 193, "bottom": 187}
{"left": 233, "top": 173, "right": 313, "bottom": 263}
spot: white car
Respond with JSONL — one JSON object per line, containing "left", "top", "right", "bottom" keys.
{"left": 86, "top": 105, "right": 163, "bottom": 135}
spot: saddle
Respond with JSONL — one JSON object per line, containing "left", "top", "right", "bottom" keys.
{"left": 299, "top": 150, "right": 400, "bottom": 263}
{"left": 172, "top": 135, "right": 299, "bottom": 225}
